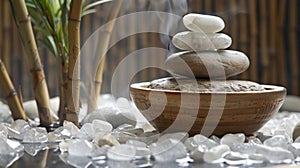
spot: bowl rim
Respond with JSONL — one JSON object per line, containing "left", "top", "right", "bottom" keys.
{"left": 130, "top": 81, "right": 286, "bottom": 95}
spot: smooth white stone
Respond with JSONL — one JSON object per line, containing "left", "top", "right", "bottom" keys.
{"left": 254, "top": 144, "right": 294, "bottom": 163}
{"left": 230, "top": 143, "right": 256, "bottom": 156}
{"left": 0, "top": 103, "right": 12, "bottom": 123}
{"left": 183, "top": 13, "right": 225, "bottom": 33}
{"left": 23, "top": 97, "right": 59, "bottom": 120}
{"left": 126, "top": 140, "right": 147, "bottom": 148}
{"left": 274, "top": 129, "right": 292, "bottom": 143}
{"left": 150, "top": 139, "right": 187, "bottom": 162}
{"left": 184, "top": 137, "right": 197, "bottom": 152}
{"left": 107, "top": 144, "right": 136, "bottom": 161}
{"left": 224, "top": 153, "right": 247, "bottom": 166}
{"left": 192, "top": 134, "right": 219, "bottom": 151}
{"left": 157, "top": 132, "right": 189, "bottom": 143}
{"left": 82, "top": 106, "right": 137, "bottom": 128}
{"left": 247, "top": 154, "right": 267, "bottom": 164}
{"left": 165, "top": 50, "right": 250, "bottom": 79}
{"left": 92, "top": 120, "right": 113, "bottom": 133}
{"left": 220, "top": 133, "right": 245, "bottom": 148}
{"left": 79, "top": 123, "right": 94, "bottom": 140}
{"left": 172, "top": 32, "right": 232, "bottom": 51}
{"left": 190, "top": 146, "right": 205, "bottom": 162}
{"left": 203, "top": 144, "right": 230, "bottom": 163}
{"left": 263, "top": 135, "right": 288, "bottom": 149}
{"left": 68, "top": 140, "right": 93, "bottom": 156}
{"left": 135, "top": 147, "right": 151, "bottom": 159}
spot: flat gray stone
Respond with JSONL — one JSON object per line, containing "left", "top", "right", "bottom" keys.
{"left": 165, "top": 50, "right": 249, "bottom": 79}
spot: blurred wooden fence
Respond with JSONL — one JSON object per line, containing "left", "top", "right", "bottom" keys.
{"left": 0, "top": 0, "right": 299, "bottom": 100}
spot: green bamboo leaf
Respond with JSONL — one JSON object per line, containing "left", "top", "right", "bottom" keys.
{"left": 35, "top": 27, "right": 51, "bottom": 37}
{"left": 37, "top": 38, "right": 57, "bottom": 57}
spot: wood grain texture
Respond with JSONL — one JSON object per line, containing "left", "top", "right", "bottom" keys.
{"left": 130, "top": 81, "right": 286, "bottom": 136}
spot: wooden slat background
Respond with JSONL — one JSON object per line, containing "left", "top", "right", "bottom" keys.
{"left": 0, "top": 0, "right": 299, "bottom": 100}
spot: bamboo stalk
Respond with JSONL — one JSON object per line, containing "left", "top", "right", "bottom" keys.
{"left": 249, "top": 0, "right": 258, "bottom": 82}
{"left": 276, "top": 0, "right": 287, "bottom": 88}
{"left": 269, "top": 0, "right": 277, "bottom": 84}
{"left": 229, "top": 0, "right": 238, "bottom": 50}
{"left": 63, "top": 0, "right": 83, "bottom": 125}
{"left": 88, "top": 0, "right": 123, "bottom": 112}
{"left": 259, "top": 0, "right": 269, "bottom": 83}
{"left": 204, "top": 0, "right": 212, "bottom": 13}
{"left": 0, "top": 59, "right": 28, "bottom": 120}
{"left": 3, "top": 1, "right": 11, "bottom": 70}
{"left": 289, "top": 0, "right": 299, "bottom": 94}
{"left": 239, "top": 0, "right": 249, "bottom": 80}
{"left": 0, "top": 2, "right": 3, "bottom": 62}
{"left": 9, "top": 0, "right": 53, "bottom": 126}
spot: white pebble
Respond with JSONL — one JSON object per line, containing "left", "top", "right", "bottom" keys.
{"left": 255, "top": 144, "right": 294, "bottom": 163}
{"left": 126, "top": 140, "right": 147, "bottom": 148}
{"left": 263, "top": 135, "right": 288, "bottom": 149}
{"left": 107, "top": 144, "right": 136, "bottom": 161}
{"left": 68, "top": 140, "right": 93, "bottom": 156}
{"left": 190, "top": 147, "right": 205, "bottom": 162}
{"left": 183, "top": 13, "right": 225, "bottom": 33}
{"left": 220, "top": 133, "right": 245, "bottom": 148}
{"left": 203, "top": 144, "right": 231, "bottom": 163}
{"left": 193, "top": 134, "right": 219, "bottom": 151}
{"left": 150, "top": 139, "right": 187, "bottom": 162}
{"left": 157, "top": 132, "right": 189, "bottom": 143}
{"left": 172, "top": 32, "right": 232, "bottom": 51}
{"left": 92, "top": 120, "right": 113, "bottom": 133}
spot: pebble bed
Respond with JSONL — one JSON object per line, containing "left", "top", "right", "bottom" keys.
{"left": 0, "top": 96, "right": 300, "bottom": 168}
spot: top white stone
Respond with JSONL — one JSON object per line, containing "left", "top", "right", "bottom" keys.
{"left": 183, "top": 13, "right": 225, "bottom": 33}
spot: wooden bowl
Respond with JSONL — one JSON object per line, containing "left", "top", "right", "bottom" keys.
{"left": 130, "top": 82, "right": 286, "bottom": 136}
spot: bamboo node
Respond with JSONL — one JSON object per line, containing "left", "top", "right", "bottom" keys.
{"left": 30, "top": 66, "right": 43, "bottom": 72}
{"left": 69, "top": 18, "right": 81, "bottom": 22}
{"left": 5, "top": 89, "right": 17, "bottom": 100}
{"left": 18, "top": 14, "right": 31, "bottom": 25}
{"left": 94, "top": 80, "right": 102, "bottom": 84}
{"left": 68, "top": 76, "right": 80, "bottom": 82}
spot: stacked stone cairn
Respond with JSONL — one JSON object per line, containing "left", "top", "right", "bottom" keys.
{"left": 166, "top": 13, "right": 250, "bottom": 80}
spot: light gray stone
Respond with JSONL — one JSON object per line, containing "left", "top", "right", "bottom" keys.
{"left": 172, "top": 32, "right": 232, "bottom": 51}
{"left": 82, "top": 106, "right": 137, "bottom": 128}
{"left": 165, "top": 50, "right": 249, "bottom": 79}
